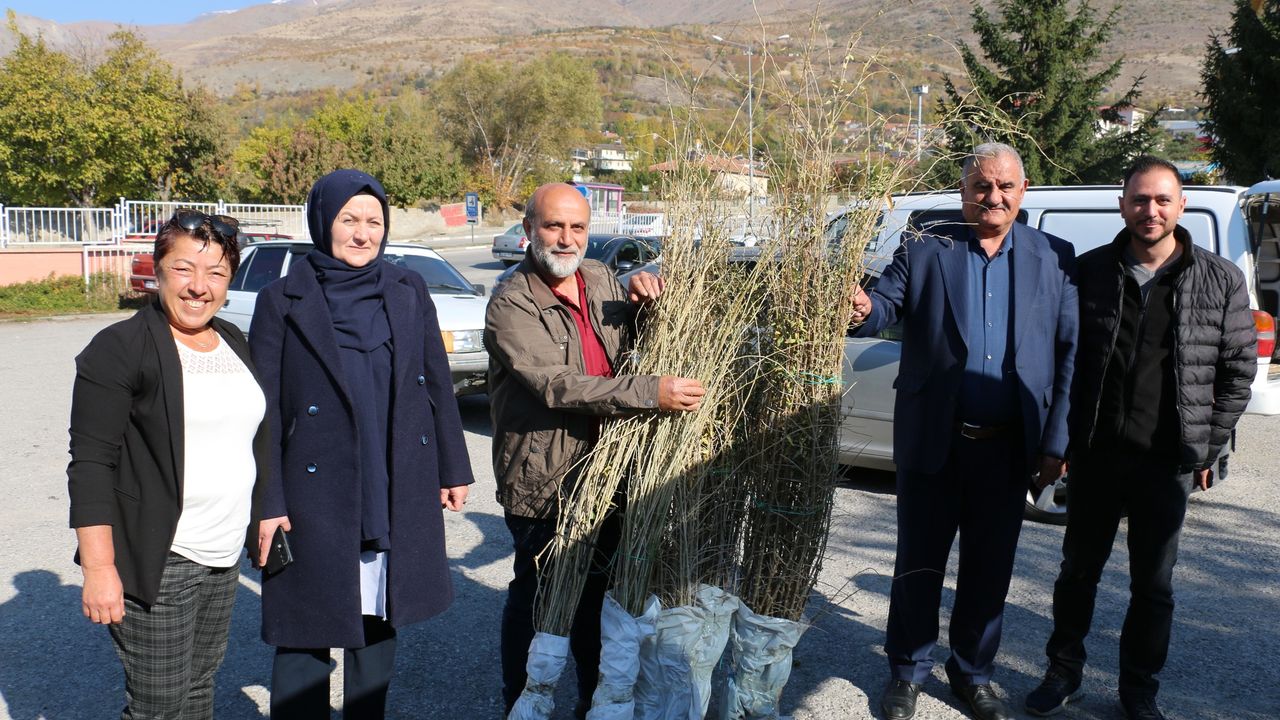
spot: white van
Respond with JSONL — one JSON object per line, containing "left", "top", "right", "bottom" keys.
{"left": 836, "top": 183, "right": 1280, "bottom": 522}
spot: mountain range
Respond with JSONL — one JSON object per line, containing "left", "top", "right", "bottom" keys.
{"left": 3, "top": 0, "right": 1237, "bottom": 102}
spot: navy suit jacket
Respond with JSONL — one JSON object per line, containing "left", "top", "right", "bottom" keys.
{"left": 250, "top": 261, "right": 474, "bottom": 648}
{"left": 853, "top": 223, "right": 1078, "bottom": 475}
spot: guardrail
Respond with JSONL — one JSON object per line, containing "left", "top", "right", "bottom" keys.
{"left": 222, "top": 202, "right": 307, "bottom": 237}
{"left": 120, "top": 200, "right": 307, "bottom": 240}
{"left": 0, "top": 199, "right": 308, "bottom": 288}
{"left": 0, "top": 200, "right": 308, "bottom": 248}
{"left": 1, "top": 206, "right": 120, "bottom": 246}
{"left": 590, "top": 211, "right": 668, "bottom": 237}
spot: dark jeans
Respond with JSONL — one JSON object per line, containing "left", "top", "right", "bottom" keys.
{"left": 500, "top": 510, "right": 621, "bottom": 712}
{"left": 885, "top": 433, "right": 1028, "bottom": 686}
{"left": 270, "top": 615, "right": 397, "bottom": 719}
{"left": 1046, "top": 449, "right": 1193, "bottom": 699}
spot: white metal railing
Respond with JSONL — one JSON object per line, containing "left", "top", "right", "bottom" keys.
{"left": 119, "top": 200, "right": 307, "bottom": 240}
{"left": 0, "top": 199, "right": 308, "bottom": 289}
{"left": 590, "top": 211, "right": 668, "bottom": 237}
{"left": 221, "top": 202, "right": 307, "bottom": 238}
{"left": 119, "top": 199, "right": 218, "bottom": 239}
{"left": 82, "top": 243, "right": 152, "bottom": 288}
{"left": 1, "top": 206, "right": 118, "bottom": 246}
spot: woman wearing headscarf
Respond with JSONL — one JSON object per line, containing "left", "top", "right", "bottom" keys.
{"left": 249, "top": 169, "right": 474, "bottom": 718}
{"left": 67, "top": 211, "right": 268, "bottom": 718}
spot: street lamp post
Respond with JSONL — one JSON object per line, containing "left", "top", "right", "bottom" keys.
{"left": 713, "top": 33, "right": 789, "bottom": 232}
{"left": 911, "top": 84, "right": 929, "bottom": 160}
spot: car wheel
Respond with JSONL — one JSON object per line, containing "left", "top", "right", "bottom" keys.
{"left": 1024, "top": 477, "right": 1068, "bottom": 525}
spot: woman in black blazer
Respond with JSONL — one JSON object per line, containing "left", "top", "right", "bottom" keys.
{"left": 67, "top": 212, "right": 269, "bottom": 719}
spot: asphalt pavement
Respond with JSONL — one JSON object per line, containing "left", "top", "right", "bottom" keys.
{"left": 2, "top": 303, "right": 1278, "bottom": 719}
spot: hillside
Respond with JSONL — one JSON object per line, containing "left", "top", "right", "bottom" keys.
{"left": 3, "top": 0, "right": 1238, "bottom": 104}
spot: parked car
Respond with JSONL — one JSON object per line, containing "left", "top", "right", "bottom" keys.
{"left": 835, "top": 183, "right": 1280, "bottom": 524}
{"left": 129, "top": 253, "right": 160, "bottom": 294}
{"left": 492, "top": 223, "right": 529, "bottom": 266}
{"left": 236, "top": 230, "right": 294, "bottom": 247}
{"left": 490, "top": 234, "right": 662, "bottom": 295}
{"left": 129, "top": 231, "right": 294, "bottom": 294}
{"left": 619, "top": 212, "right": 667, "bottom": 237}
{"left": 216, "top": 241, "right": 489, "bottom": 396}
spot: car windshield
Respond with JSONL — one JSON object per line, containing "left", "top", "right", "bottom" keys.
{"left": 384, "top": 253, "right": 476, "bottom": 294}
{"left": 584, "top": 238, "right": 615, "bottom": 260}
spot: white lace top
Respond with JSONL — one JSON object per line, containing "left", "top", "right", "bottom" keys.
{"left": 170, "top": 336, "right": 266, "bottom": 568}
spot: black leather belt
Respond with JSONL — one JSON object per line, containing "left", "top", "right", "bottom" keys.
{"left": 955, "top": 422, "right": 1013, "bottom": 440}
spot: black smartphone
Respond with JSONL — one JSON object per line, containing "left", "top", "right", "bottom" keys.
{"left": 263, "top": 526, "right": 294, "bottom": 575}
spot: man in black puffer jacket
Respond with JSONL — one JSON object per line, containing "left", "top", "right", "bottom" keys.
{"left": 1025, "top": 156, "right": 1256, "bottom": 720}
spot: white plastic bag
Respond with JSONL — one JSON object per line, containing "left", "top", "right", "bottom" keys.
{"left": 635, "top": 585, "right": 739, "bottom": 720}
{"left": 587, "top": 592, "right": 660, "bottom": 720}
{"left": 716, "top": 603, "right": 806, "bottom": 720}
{"left": 508, "top": 632, "right": 571, "bottom": 720}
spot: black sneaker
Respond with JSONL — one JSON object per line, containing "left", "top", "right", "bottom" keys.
{"left": 1025, "top": 667, "right": 1083, "bottom": 716}
{"left": 1120, "top": 694, "right": 1167, "bottom": 720}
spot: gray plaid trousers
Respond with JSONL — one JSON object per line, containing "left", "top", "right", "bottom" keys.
{"left": 108, "top": 553, "right": 239, "bottom": 720}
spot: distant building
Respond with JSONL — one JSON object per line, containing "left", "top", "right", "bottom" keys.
{"left": 570, "top": 144, "right": 638, "bottom": 174}
{"left": 1159, "top": 120, "right": 1207, "bottom": 134}
{"left": 648, "top": 155, "right": 769, "bottom": 198}
{"left": 1097, "top": 106, "right": 1147, "bottom": 135}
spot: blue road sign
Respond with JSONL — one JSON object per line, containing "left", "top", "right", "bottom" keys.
{"left": 465, "top": 192, "right": 480, "bottom": 224}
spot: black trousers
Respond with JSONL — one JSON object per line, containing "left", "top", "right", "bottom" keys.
{"left": 884, "top": 433, "right": 1028, "bottom": 686}
{"left": 500, "top": 510, "right": 621, "bottom": 713}
{"left": 270, "top": 615, "right": 397, "bottom": 719}
{"left": 1046, "top": 449, "right": 1193, "bottom": 699}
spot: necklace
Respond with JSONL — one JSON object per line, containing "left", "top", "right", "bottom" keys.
{"left": 176, "top": 327, "right": 216, "bottom": 350}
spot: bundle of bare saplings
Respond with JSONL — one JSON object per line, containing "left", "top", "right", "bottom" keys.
{"left": 508, "top": 35, "right": 927, "bottom": 720}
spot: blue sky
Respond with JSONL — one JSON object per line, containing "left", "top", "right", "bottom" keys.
{"left": 4, "top": 1, "right": 265, "bottom": 25}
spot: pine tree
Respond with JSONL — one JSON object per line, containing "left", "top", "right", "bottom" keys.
{"left": 936, "top": 0, "right": 1157, "bottom": 185}
{"left": 1201, "top": 0, "right": 1280, "bottom": 184}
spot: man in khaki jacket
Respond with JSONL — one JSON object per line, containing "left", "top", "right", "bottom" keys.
{"left": 485, "top": 182, "right": 703, "bottom": 717}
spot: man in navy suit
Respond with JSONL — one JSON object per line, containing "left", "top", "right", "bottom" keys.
{"left": 851, "top": 143, "right": 1078, "bottom": 720}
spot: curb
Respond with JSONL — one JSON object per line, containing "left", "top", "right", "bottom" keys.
{"left": 411, "top": 233, "right": 494, "bottom": 251}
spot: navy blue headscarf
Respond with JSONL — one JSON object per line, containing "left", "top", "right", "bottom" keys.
{"left": 306, "top": 169, "right": 394, "bottom": 552}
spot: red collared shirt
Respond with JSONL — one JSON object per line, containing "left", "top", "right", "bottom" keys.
{"left": 549, "top": 271, "right": 614, "bottom": 378}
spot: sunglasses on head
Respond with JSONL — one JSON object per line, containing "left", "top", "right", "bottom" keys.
{"left": 172, "top": 210, "right": 239, "bottom": 241}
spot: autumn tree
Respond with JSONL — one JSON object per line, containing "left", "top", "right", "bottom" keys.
{"left": 158, "top": 86, "right": 234, "bottom": 201}
{"left": 0, "top": 16, "right": 217, "bottom": 206}
{"left": 0, "top": 18, "right": 96, "bottom": 205}
{"left": 231, "top": 94, "right": 463, "bottom": 205}
{"left": 936, "top": 0, "right": 1158, "bottom": 185}
{"left": 1201, "top": 0, "right": 1280, "bottom": 184}
{"left": 435, "top": 52, "right": 603, "bottom": 207}
{"left": 366, "top": 96, "right": 465, "bottom": 206}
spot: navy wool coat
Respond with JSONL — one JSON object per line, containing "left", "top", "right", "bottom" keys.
{"left": 250, "top": 260, "right": 474, "bottom": 648}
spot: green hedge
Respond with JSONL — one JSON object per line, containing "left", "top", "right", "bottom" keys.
{"left": 0, "top": 273, "right": 147, "bottom": 317}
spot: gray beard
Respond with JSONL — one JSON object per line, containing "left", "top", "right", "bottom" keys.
{"left": 532, "top": 243, "right": 583, "bottom": 279}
